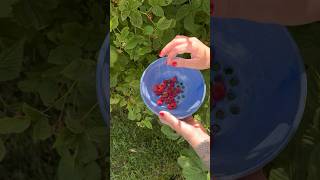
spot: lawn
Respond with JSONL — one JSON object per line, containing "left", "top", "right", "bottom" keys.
{"left": 111, "top": 109, "right": 187, "bottom": 179}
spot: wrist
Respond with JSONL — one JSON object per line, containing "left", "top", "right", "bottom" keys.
{"left": 183, "top": 129, "right": 210, "bottom": 148}
{"left": 204, "top": 46, "right": 210, "bottom": 69}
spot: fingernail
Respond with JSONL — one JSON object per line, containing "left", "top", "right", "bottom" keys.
{"left": 172, "top": 61, "right": 177, "bottom": 67}
{"left": 159, "top": 51, "right": 163, "bottom": 57}
{"left": 159, "top": 112, "right": 165, "bottom": 117}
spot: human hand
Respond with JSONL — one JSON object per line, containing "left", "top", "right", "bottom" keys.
{"left": 159, "top": 35, "right": 210, "bottom": 70}
{"left": 158, "top": 111, "right": 210, "bottom": 169}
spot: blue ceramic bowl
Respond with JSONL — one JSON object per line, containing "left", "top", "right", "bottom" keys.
{"left": 212, "top": 18, "right": 307, "bottom": 179}
{"left": 96, "top": 33, "right": 109, "bottom": 125}
{"left": 140, "top": 57, "right": 206, "bottom": 119}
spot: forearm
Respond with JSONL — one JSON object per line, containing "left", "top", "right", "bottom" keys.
{"left": 214, "top": 0, "right": 320, "bottom": 25}
{"left": 183, "top": 130, "right": 210, "bottom": 169}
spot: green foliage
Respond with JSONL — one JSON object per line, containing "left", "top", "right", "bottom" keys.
{"left": 111, "top": 111, "right": 186, "bottom": 179}
{"left": 110, "top": 0, "right": 210, "bottom": 179}
{"left": 0, "top": 117, "right": 30, "bottom": 134}
{"left": 0, "top": 0, "right": 107, "bottom": 179}
{"left": 0, "top": 138, "right": 6, "bottom": 162}
{"left": 0, "top": 39, "right": 25, "bottom": 81}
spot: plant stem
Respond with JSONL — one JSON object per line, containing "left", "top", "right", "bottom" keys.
{"left": 0, "top": 95, "right": 7, "bottom": 108}
{"left": 42, "top": 81, "right": 77, "bottom": 113}
{"left": 80, "top": 103, "right": 98, "bottom": 121}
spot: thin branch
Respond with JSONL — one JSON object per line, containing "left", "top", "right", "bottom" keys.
{"left": 42, "top": 81, "right": 77, "bottom": 113}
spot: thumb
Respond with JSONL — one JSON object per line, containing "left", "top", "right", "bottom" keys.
{"left": 158, "top": 111, "right": 180, "bottom": 130}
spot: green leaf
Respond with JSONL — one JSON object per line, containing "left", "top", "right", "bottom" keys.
{"left": 308, "top": 144, "right": 320, "bottom": 180}
{"left": 23, "top": 103, "right": 46, "bottom": 122}
{"left": 76, "top": 135, "right": 98, "bottom": 164}
{"left": 201, "top": 0, "right": 210, "bottom": 14}
{"left": 191, "top": 0, "right": 202, "bottom": 9}
{"left": 184, "top": 13, "right": 200, "bottom": 35}
{"left": 110, "top": 71, "right": 118, "bottom": 88}
{"left": 48, "top": 45, "right": 82, "bottom": 65}
{"left": 125, "top": 36, "right": 139, "bottom": 50}
{"left": 86, "top": 127, "right": 107, "bottom": 144}
{"left": 142, "top": 118, "right": 153, "bottom": 129}
{"left": 176, "top": 4, "right": 190, "bottom": 20}
{"left": 65, "top": 115, "right": 84, "bottom": 134}
{"left": 118, "top": 0, "right": 128, "bottom": 11}
{"left": 137, "top": 46, "right": 152, "bottom": 56}
{"left": 128, "top": 109, "right": 136, "bottom": 120}
{"left": 0, "top": 0, "right": 16, "bottom": 17}
{"left": 0, "top": 138, "right": 6, "bottom": 162}
{"left": 110, "top": 45, "right": 118, "bottom": 68}
{"left": 110, "top": 16, "right": 119, "bottom": 31}
{"left": 0, "top": 39, "right": 24, "bottom": 81}
{"left": 269, "top": 168, "right": 289, "bottom": 180}
{"left": 62, "top": 59, "right": 95, "bottom": 81}
{"left": 120, "top": 27, "right": 130, "bottom": 38}
{"left": 180, "top": 148, "right": 206, "bottom": 170}
{"left": 121, "top": 10, "right": 130, "bottom": 21}
{"left": 58, "top": 22, "right": 89, "bottom": 47}
{"left": 12, "top": 0, "right": 58, "bottom": 30}
{"left": 172, "top": 0, "right": 187, "bottom": 5}
{"left": 156, "top": 0, "right": 172, "bottom": 6}
{"left": 161, "top": 125, "right": 180, "bottom": 140}
{"left": 153, "top": 38, "right": 162, "bottom": 50}
{"left": 53, "top": 128, "right": 78, "bottom": 156}
{"left": 38, "top": 80, "right": 59, "bottom": 105}
{"left": 148, "top": 0, "right": 159, "bottom": 6}
{"left": 110, "top": 97, "right": 120, "bottom": 105}
{"left": 127, "top": 0, "right": 142, "bottom": 10}
{"left": 129, "top": 10, "right": 142, "bottom": 28}
{"left": 18, "top": 79, "right": 40, "bottom": 92}
{"left": 152, "top": 5, "right": 164, "bottom": 17}
{"left": 32, "top": 118, "right": 52, "bottom": 141}
{"left": 83, "top": 161, "right": 101, "bottom": 180}
{"left": 156, "top": 17, "right": 173, "bottom": 30}
{"left": 163, "top": 0, "right": 173, "bottom": 6}
{"left": 178, "top": 155, "right": 207, "bottom": 180}
{"left": 58, "top": 152, "right": 82, "bottom": 180}
{"left": 0, "top": 117, "right": 31, "bottom": 134}
{"left": 144, "top": 25, "right": 154, "bottom": 35}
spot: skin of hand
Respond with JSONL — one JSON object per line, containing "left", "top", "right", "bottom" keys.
{"left": 159, "top": 35, "right": 210, "bottom": 70}
{"left": 158, "top": 111, "right": 210, "bottom": 169}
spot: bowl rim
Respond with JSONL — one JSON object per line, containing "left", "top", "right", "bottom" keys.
{"left": 140, "top": 57, "right": 207, "bottom": 119}
{"left": 96, "top": 33, "right": 109, "bottom": 126}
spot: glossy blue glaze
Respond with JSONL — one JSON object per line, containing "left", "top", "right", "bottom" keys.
{"left": 96, "top": 33, "right": 109, "bottom": 126}
{"left": 212, "top": 18, "right": 307, "bottom": 179}
{"left": 140, "top": 57, "right": 206, "bottom": 119}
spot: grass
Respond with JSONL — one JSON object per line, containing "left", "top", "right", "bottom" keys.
{"left": 110, "top": 109, "right": 187, "bottom": 180}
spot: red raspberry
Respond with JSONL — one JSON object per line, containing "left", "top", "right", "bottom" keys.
{"left": 213, "top": 82, "right": 226, "bottom": 101}
{"left": 172, "top": 76, "right": 177, "bottom": 83}
{"left": 157, "top": 99, "right": 163, "bottom": 105}
{"left": 153, "top": 76, "right": 184, "bottom": 110}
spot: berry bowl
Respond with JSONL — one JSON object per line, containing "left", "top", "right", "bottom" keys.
{"left": 140, "top": 57, "right": 206, "bottom": 119}
{"left": 212, "top": 18, "right": 307, "bottom": 179}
